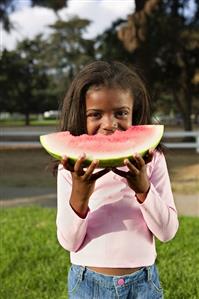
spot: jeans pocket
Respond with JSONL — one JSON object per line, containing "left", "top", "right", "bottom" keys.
{"left": 149, "top": 265, "right": 163, "bottom": 295}
{"left": 67, "top": 265, "right": 83, "bottom": 294}
{"left": 150, "top": 278, "right": 163, "bottom": 293}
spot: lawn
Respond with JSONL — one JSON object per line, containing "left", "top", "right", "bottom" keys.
{"left": 0, "top": 207, "right": 198, "bottom": 299}
{"left": 0, "top": 119, "right": 58, "bottom": 126}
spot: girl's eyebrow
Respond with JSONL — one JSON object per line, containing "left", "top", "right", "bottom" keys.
{"left": 86, "top": 109, "right": 101, "bottom": 112}
{"left": 86, "top": 106, "right": 130, "bottom": 112}
{"left": 114, "top": 106, "right": 131, "bottom": 111}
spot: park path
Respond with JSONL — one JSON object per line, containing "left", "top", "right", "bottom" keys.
{"left": 0, "top": 188, "right": 198, "bottom": 216}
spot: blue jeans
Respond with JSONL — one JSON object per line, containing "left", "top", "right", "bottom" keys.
{"left": 67, "top": 264, "right": 164, "bottom": 299}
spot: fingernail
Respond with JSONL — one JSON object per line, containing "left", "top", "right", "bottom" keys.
{"left": 93, "top": 159, "right": 99, "bottom": 164}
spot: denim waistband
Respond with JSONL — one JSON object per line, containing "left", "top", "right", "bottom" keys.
{"left": 71, "top": 264, "right": 154, "bottom": 289}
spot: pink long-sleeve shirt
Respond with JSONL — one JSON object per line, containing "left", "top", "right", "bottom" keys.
{"left": 56, "top": 151, "right": 179, "bottom": 268}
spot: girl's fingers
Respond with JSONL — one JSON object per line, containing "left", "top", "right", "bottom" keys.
{"left": 133, "top": 153, "right": 145, "bottom": 169}
{"left": 61, "top": 156, "right": 74, "bottom": 172}
{"left": 111, "top": 156, "right": 140, "bottom": 178}
{"left": 144, "top": 149, "right": 154, "bottom": 164}
{"left": 83, "top": 159, "right": 99, "bottom": 179}
{"left": 90, "top": 167, "right": 111, "bottom": 181}
{"left": 74, "top": 154, "right": 86, "bottom": 176}
{"left": 124, "top": 159, "right": 139, "bottom": 176}
{"left": 111, "top": 167, "right": 128, "bottom": 178}
{"left": 61, "top": 155, "right": 68, "bottom": 167}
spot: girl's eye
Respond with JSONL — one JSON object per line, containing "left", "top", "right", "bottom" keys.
{"left": 115, "top": 111, "right": 129, "bottom": 118}
{"left": 87, "top": 112, "right": 101, "bottom": 119}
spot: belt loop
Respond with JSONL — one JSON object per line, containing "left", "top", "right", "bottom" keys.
{"left": 79, "top": 266, "right": 86, "bottom": 281}
{"left": 146, "top": 266, "right": 151, "bottom": 281}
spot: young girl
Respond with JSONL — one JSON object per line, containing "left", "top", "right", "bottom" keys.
{"left": 56, "top": 61, "right": 179, "bottom": 299}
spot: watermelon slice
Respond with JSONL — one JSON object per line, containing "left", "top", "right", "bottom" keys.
{"left": 40, "top": 125, "right": 164, "bottom": 167}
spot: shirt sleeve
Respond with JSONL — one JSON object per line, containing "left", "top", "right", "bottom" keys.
{"left": 56, "top": 165, "right": 89, "bottom": 252}
{"left": 139, "top": 151, "right": 179, "bottom": 242}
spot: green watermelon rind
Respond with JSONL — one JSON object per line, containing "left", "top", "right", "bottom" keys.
{"left": 40, "top": 126, "right": 163, "bottom": 168}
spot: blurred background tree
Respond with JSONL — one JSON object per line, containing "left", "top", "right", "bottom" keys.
{"left": 43, "top": 16, "right": 95, "bottom": 98}
{"left": 95, "top": 19, "right": 132, "bottom": 63}
{"left": 0, "top": 0, "right": 68, "bottom": 31}
{"left": 118, "top": 0, "right": 199, "bottom": 131}
{"left": 0, "top": 37, "right": 51, "bottom": 125}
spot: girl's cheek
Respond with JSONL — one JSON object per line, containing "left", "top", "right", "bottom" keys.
{"left": 87, "top": 121, "right": 99, "bottom": 135}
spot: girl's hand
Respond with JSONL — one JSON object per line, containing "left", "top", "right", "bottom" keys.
{"left": 111, "top": 150, "right": 154, "bottom": 203}
{"left": 61, "top": 154, "right": 110, "bottom": 217}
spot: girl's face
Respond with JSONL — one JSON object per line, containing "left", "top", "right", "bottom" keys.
{"left": 86, "top": 86, "right": 133, "bottom": 135}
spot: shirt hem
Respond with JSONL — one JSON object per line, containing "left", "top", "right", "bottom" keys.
{"left": 70, "top": 257, "right": 157, "bottom": 269}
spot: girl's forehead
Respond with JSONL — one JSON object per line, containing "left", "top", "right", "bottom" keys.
{"left": 87, "top": 83, "right": 130, "bottom": 91}
{"left": 86, "top": 85, "right": 132, "bottom": 97}
{"left": 86, "top": 86, "right": 134, "bottom": 108}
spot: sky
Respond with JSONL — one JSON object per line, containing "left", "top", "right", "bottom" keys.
{"left": 1, "top": 0, "right": 135, "bottom": 51}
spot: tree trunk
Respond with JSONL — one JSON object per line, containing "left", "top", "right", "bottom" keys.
{"left": 118, "top": 0, "right": 160, "bottom": 52}
{"left": 25, "top": 113, "right": 30, "bottom": 126}
{"left": 183, "top": 114, "right": 192, "bottom": 131}
{"left": 117, "top": 0, "right": 160, "bottom": 81}
{"left": 173, "top": 89, "right": 192, "bottom": 131}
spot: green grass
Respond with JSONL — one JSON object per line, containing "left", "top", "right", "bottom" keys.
{"left": 0, "top": 207, "right": 198, "bottom": 299}
{"left": 0, "top": 207, "right": 68, "bottom": 299}
{"left": 0, "top": 119, "right": 58, "bottom": 126}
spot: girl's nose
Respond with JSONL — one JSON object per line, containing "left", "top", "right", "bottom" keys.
{"left": 102, "top": 115, "right": 118, "bottom": 131}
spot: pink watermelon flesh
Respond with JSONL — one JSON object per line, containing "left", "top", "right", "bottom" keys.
{"left": 40, "top": 125, "right": 164, "bottom": 167}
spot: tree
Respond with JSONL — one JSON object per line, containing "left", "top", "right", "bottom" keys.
{"left": 0, "top": 0, "right": 15, "bottom": 31}
{"left": 148, "top": 0, "right": 199, "bottom": 130}
{"left": 0, "top": 0, "right": 68, "bottom": 32}
{"left": 31, "top": 0, "right": 67, "bottom": 11}
{"left": 118, "top": 0, "right": 160, "bottom": 78}
{"left": 118, "top": 0, "right": 199, "bottom": 130}
{"left": 0, "top": 15, "right": 96, "bottom": 125}
{"left": 95, "top": 19, "right": 133, "bottom": 64}
{"left": 42, "top": 16, "right": 95, "bottom": 96}
{"left": 0, "top": 37, "right": 52, "bottom": 125}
